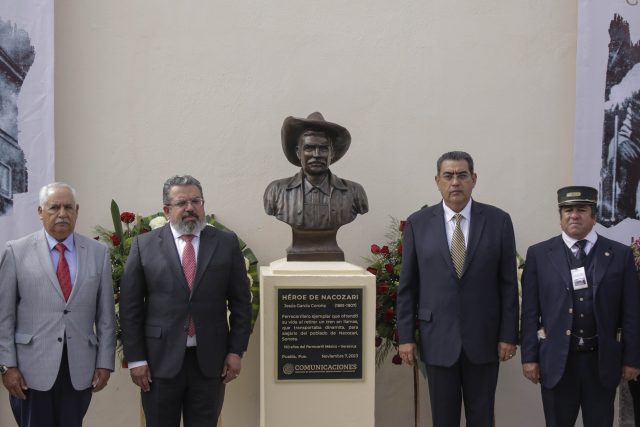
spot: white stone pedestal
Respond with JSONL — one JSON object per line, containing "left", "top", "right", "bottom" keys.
{"left": 260, "top": 259, "right": 376, "bottom": 427}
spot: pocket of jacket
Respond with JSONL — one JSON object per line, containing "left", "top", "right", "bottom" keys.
{"left": 88, "top": 334, "right": 99, "bottom": 346}
{"left": 417, "top": 308, "right": 432, "bottom": 322}
{"left": 145, "top": 325, "right": 162, "bottom": 338}
{"left": 14, "top": 333, "right": 33, "bottom": 344}
{"left": 205, "top": 261, "right": 231, "bottom": 273}
{"left": 212, "top": 321, "right": 229, "bottom": 335}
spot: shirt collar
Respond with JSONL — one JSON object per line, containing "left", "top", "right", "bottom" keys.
{"left": 169, "top": 223, "right": 202, "bottom": 240}
{"left": 287, "top": 169, "right": 348, "bottom": 191}
{"left": 442, "top": 198, "right": 473, "bottom": 222}
{"left": 44, "top": 229, "right": 76, "bottom": 253}
{"left": 304, "top": 176, "right": 331, "bottom": 196}
{"left": 561, "top": 229, "right": 598, "bottom": 249}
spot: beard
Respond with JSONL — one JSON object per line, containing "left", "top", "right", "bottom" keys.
{"left": 172, "top": 214, "right": 206, "bottom": 235}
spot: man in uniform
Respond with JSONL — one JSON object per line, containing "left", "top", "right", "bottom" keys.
{"left": 521, "top": 185, "right": 640, "bottom": 426}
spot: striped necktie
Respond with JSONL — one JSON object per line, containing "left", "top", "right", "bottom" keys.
{"left": 451, "top": 214, "right": 466, "bottom": 278}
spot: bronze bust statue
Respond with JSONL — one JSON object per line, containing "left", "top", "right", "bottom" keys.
{"left": 264, "top": 112, "right": 368, "bottom": 261}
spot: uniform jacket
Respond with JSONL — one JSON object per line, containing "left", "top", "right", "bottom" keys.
{"left": 520, "top": 234, "right": 640, "bottom": 389}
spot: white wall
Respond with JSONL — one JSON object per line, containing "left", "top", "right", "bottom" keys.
{"left": 2, "top": 1, "right": 581, "bottom": 426}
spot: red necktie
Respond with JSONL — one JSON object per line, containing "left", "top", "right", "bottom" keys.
{"left": 180, "top": 235, "right": 196, "bottom": 337}
{"left": 54, "top": 243, "right": 72, "bottom": 301}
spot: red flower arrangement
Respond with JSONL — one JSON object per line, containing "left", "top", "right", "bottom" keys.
{"left": 119, "top": 211, "right": 136, "bottom": 224}
{"left": 366, "top": 217, "right": 404, "bottom": 367}
{"left": 109, "top": 233, "right": 121, "bottom": 247}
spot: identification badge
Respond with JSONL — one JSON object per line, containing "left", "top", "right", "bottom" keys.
{"left": 571, "top": 267, "right": 589, "bottom": 290}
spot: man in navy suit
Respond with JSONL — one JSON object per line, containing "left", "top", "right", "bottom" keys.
{"left": 520, "top": 186, "right": 640, "bottom": 426}
{"left": 397, "top": 151, "right": 519, "bottom": 427}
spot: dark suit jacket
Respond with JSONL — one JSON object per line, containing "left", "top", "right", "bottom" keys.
{"left": 520, "top": 234, "right": 640, "bottom": 389}
{"left": 397, "top": 201, "right": 519, "bottom": 367}
{"left": 119, "top": 224, "right": 252, "bottom": 379}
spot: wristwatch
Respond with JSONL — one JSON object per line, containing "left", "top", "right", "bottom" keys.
{"left": 0, "top": 365, "right": 8, "bottom": 375}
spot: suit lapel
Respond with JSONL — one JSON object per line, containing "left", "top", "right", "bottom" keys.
{"left": 592, "top": 235, "right": 612, "bottom": 297}
{"left": 68, "top": 233, "right": 86, "bottom": 303}
{"left": 160, "top": 225, "right": 192, "bottom": 294}
{"left": 192, "top": 225, "right": 219, "bottom": 295}
{"left": 547, "top": 236, "right": 572, "bottom": 290}
{"left": 431, "top": 204, "right": 456, "bottom": 275}
{"left": 464, "top": 203, "right": 485, "bottom": 277}
{"left": 34, "top": 231, "right": 66, "bottom": 301}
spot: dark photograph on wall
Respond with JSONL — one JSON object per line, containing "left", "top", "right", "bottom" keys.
{"left": 0, "top": 17, "right": 34, "bottom": 215}
{"left": 598, "top": 14, "right": 640, "bottom": 227}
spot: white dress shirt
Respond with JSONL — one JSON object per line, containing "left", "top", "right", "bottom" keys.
{"left": 561, "top": 229, "right": 598, "bottom": 257}
{"left": 442, "top": 199, "right": 473, "bottom": 250}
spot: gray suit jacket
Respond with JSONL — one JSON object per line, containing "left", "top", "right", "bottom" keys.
{"left": 0, "top": 230, "right": 115, "bottom": 391}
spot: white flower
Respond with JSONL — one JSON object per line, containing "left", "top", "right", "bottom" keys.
{"left": 149, "top": 216, "right": 168, "bottom": 230}
{"left": 244, "top": 257, "right": 254, "bottom": 302}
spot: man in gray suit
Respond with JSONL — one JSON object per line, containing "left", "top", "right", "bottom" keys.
{"left": 0, "top": 182, "right": 116, "bottom": 427}
{"left": 397, "top": 151, "right": 519, "bottom": 427}
{"left": 120, "top": 175, "right": 252, "bottom": 427}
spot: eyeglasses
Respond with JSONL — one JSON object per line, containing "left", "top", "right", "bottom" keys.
{"left": 166, "top": 198, "right": 204, "bottom": 209}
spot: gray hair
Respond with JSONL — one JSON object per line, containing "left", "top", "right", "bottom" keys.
{"left": 162, "top": 175, "right": 203, "bottom": 205}
{"left": 436, "top": 151, "right": 475, "bottom": 175}
{"left": 38, "top": 182, "right": 77, "bottom": 208}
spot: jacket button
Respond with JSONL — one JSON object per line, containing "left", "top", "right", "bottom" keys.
{"left": 57, "top": 337, "right": 63, "bottom": 342}
{"left": 63, "top": 310, "right": 69, "bottom": 314}
{"left": 565, "top": 330, "right": 571, "bottom": 336}
{"left": 568, "top": 308, "right": 573, "bottom": 314}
